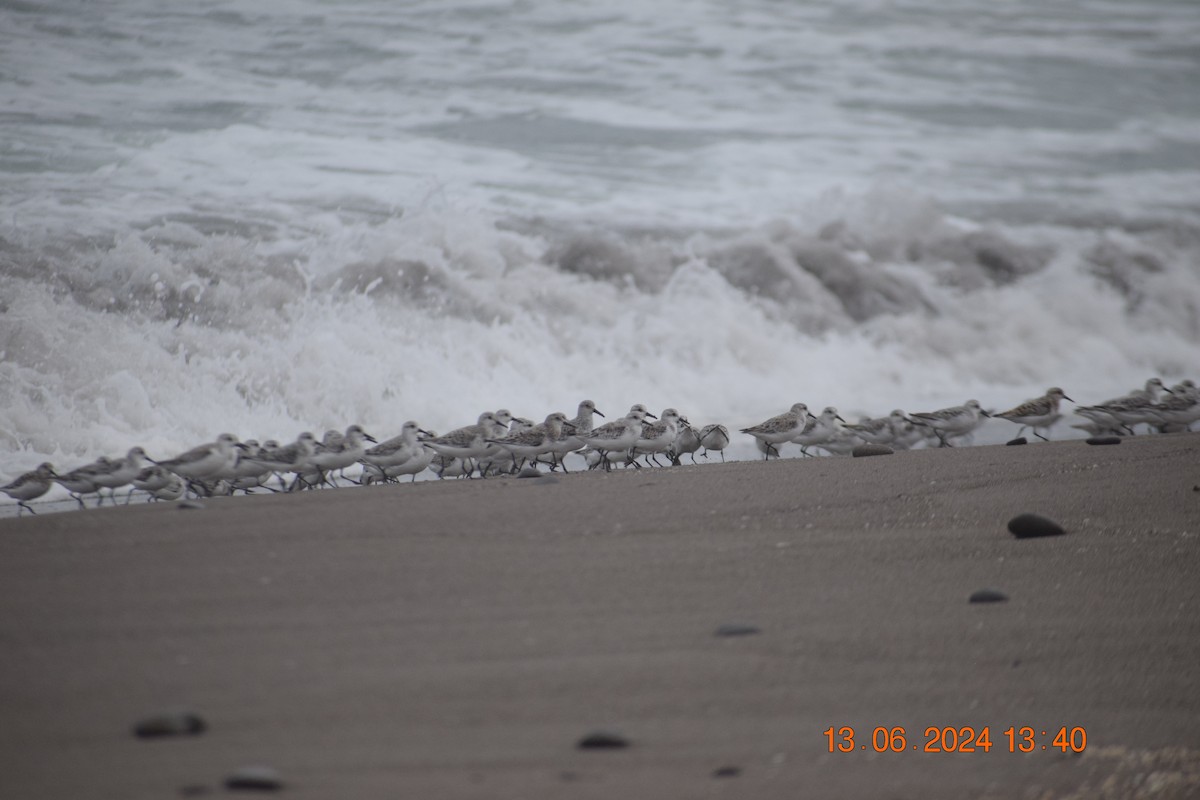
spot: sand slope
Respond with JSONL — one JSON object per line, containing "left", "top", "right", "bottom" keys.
{"left": 1, "top": 436, "right": 1198, "bottom": 798}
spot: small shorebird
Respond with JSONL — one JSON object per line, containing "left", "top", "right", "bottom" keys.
{"left": 697, "top": 424, "right": 730, "bottom": 462}
{"left": 2, "top": 462, "right": 57, "bottom": 515}
{"left": 994, "top": 387, "right": 1072, "bottom": 440}
{"left": 581, "top": 408, "right": 650, "bottom": 471}
{"left": 632, "top": 408, "right": 685, "bottom": 467}
{"left": 909, "top": 400, "right": 988, "bottom": 447}
{"left": 487, "top": 412, "right": 575, "bottom": 470}
{"left": 741, "top": 403, "right": 813, "bottom": 459}
{"left": 159, "top": 433, "right": 241, "bottom": 485}
{"left": 427, "top": 412, "right": 504, "bottom": 476}
{"left": 791, "top": 406, "right": 847, "bottom": 455}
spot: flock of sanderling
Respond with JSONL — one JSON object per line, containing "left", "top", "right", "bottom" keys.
{"left": 3, "top": 378, "right": 1197, "bottom": 515}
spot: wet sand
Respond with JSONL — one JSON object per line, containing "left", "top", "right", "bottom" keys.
{"left": 1, "top": 435, "right": 1198, "bottom": 798}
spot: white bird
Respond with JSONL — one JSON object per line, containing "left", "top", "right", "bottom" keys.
{"left": 159, "top": 433, "right": 241, "bottom": 485}
{"left": 741, "top": 403, "right": 813, "bottom": 459}
{"left": 993, "top": 387, "right": 1072, "bottom": 441}
{"left": 581, "top": 408, "right": 650, "bottom": 471}
{"left": 486, "top": 412, "right": 574, "bottom": 469}
{"left": 2, "top": 462, "right": 57, "bottom": 516}
{"left": 632, "top": 408, "right": 685, "bottom": 467}
{"left": 697, "top": 424, "right": 731, "bottom": 462}
{"left": 908, "top": 400, "right": 988, "bottom": 447}
{"left": 792, "top": 406, "right": 849, "bottom": 455}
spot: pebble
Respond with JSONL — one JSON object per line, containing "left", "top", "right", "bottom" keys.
{"left": 177, "top": 499, "right": 206, "bottom": 511}
{"left": 969, "top": 589, "right": 1009, "bottom": 603}
{"left": 133, "top": 711, "right": 207, "bottom": 738}
{"left": 577, "top": 730, "right": 630, "bottom": 750}
{"left": 851, "top": 444, "right": 893, "bottom": 458}
{"left": 1007, "top": 513, "right": 1066, "bottom": 539}
{"left": 225, "top": 766, "right": 283, "bottom": 792}
{"left": 714, "top": 623, "right": 761, "bottom": 638}
{"left": 1006, "top": 437, "right": 1027, "bottom": 446}
{"left": 713, "top": 766, "right": 742, "bottom": 778}
{"left": 1086, "top": 436, "right": 1122, "bottom": 446}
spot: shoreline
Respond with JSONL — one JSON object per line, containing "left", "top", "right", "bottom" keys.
{"left": 1, "top": 435, "right": 1198, "bottom": 798}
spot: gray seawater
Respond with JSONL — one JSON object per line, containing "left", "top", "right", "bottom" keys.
{"left": 2, "top": 0, "right": 1199, "bottom": 501}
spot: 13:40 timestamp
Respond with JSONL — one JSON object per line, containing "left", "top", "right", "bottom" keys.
{"left": 823, "top": 725, "right": 1087, "bottom": 754}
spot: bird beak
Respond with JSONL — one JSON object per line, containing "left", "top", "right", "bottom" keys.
{"left": 563, "top": 422, "right": 578, "bottom": 434}
{"left": 593, "top": 409, "right": 605, "bottom": 418}
{"left": 419, "top": 429, "right": 434, "bottom": 438}
{"left": 981, "top": 410, "right": 991, "bottom": 417}
{"left": 645, "top": 411, "right": 658, "bottom": 420}
{"left": 836, "top": 415, "right": 846, "bottom": 423}
{"left": 365, "top": 433, "right": 378, "bottom": 443}
{"left": 1063, "top": 394, "right": 1074, "bottom": 402}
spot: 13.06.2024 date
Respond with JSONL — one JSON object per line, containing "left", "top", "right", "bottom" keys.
{"left": 823, "top": 726, "right": 1087, "bottom": 753}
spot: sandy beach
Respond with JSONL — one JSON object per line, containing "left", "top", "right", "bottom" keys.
{"left": 1, "top": 435, "right": 1198, "bottom": 798}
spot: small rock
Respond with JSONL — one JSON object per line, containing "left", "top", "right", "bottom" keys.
{"left": 852, "top": 444, "right": 893, "bottom": 458}
{"left": 1007, "top": 513, "right": 1066, "bottom": 539}
{"left": 577, "top": 730, "right": 629, "bottom": 750}
{"left": 714, "top": 623, "right": 761, "bottom": 638}
{"left": 133, "top": 711, "right": 207, "bottom": 738}
{"left": 1006, "top": 437, "right": 1027, "bottom": 446}
{"left": 1086, "top": 436, "right": 1122, "bottom": 446}
{"left": 516, "top": 466, "right": 543, "bottom": 478}
{"left": 177, "top": 500, "right": 205, "bottom": 511}
{"left": 969, "top": 588, "right": 1009, "bottom": 603}
{"left": 713, "top": 766, "right": 742, "bottom": 778}
{"left": 225, "top": 766, "right": 283, "bottom": 792}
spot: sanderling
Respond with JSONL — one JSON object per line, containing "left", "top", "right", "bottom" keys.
{"left": 153, "top": 473, "right": 187, "bottom": 502}
{"left": 845, "top": 410, "right": 908, "bottom": 447}
{"left": 909, "top": 400, "right": 988, "bottom": 447}
{"left": 1147, "top": 382, "right": 1200, "bottom": 432}
{"left": 1074, "top": 378, "right": 1170, "bottom": 434}
{"left": 362, "top": 421, "right": 432, "bottom": 469}
{"left": 741, "top": 403, "right": 813, "bottom": 459}
{"left": 87, "top": 446, "right": 152, "bottom": 504}
{"left": 427, "top": 412, "right": 503, "bottom": 476}
{"left": 53, "top": 460, "right": 106, "bottom": 508}
{"left": 669, "top": 421, "right": 701, "bottom": 465}
{"left": 241, "top": 432, "right": 318, "bottom": 491}
{"left": 487, "top": 411, "right": 574, "bottom": 469}
{"left": 581, "top": 408, "right": 650, "bottom": 471}
{"left": 309, "top": 424, "right": 377, "bottom": 485}
{"left": 364, "top": 439, "right": 437, "bottom": 484}
{"left": 791, "top": 406, "right": 848, "bottom": 455}
{"left": 994, "top": 387, "right": 1072, "bottom": 441}
{"left": 159, "top": 433, "right": 241, "bottom": 485}
{"left": 697, "top": 424, "right": 731, "bottom": 462}
{"left": 633, "top": 408, "right": 685, "bottom": 467}
{"left": 2, "top": 462, "right": 57, "bottom": 515}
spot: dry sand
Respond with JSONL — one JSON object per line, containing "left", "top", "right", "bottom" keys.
{"left": 1, "top": 435, "right": 1198, "bottom": 798}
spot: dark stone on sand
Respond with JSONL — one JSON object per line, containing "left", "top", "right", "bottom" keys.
{"left": 714, "top": 623, "right": 761, "bottom": 638}
{"left": 177, "top": 500, "right": 205, "bottom": 510}
{"left": 852, "top": 444, "right": 893, "bottom": 458}
{"left": 516, "top": 466, "right": 543, "bottom": 478}
{"left": 713, "top": 766, "right": 742, "bottom": 778}
{"left": 577, "top": 730, "right": 630, "bottom": 750}
{"left": 969, "top": 589, "right": 1008, "bottom": 604}
{"left": 133, "top": 711, "right": 207, "bottom": 738}
{"left": 224, "top": 766, "right": 283, "bottom": 792}
{"left": 1007, "top": 513, "right": 1065, "bottom": 539}
{"left": 1006, "top": 437, "right": 1027, "bottom": 446}
{"left": 1087, "top": 436, "right": 1122, "bottom": 446}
